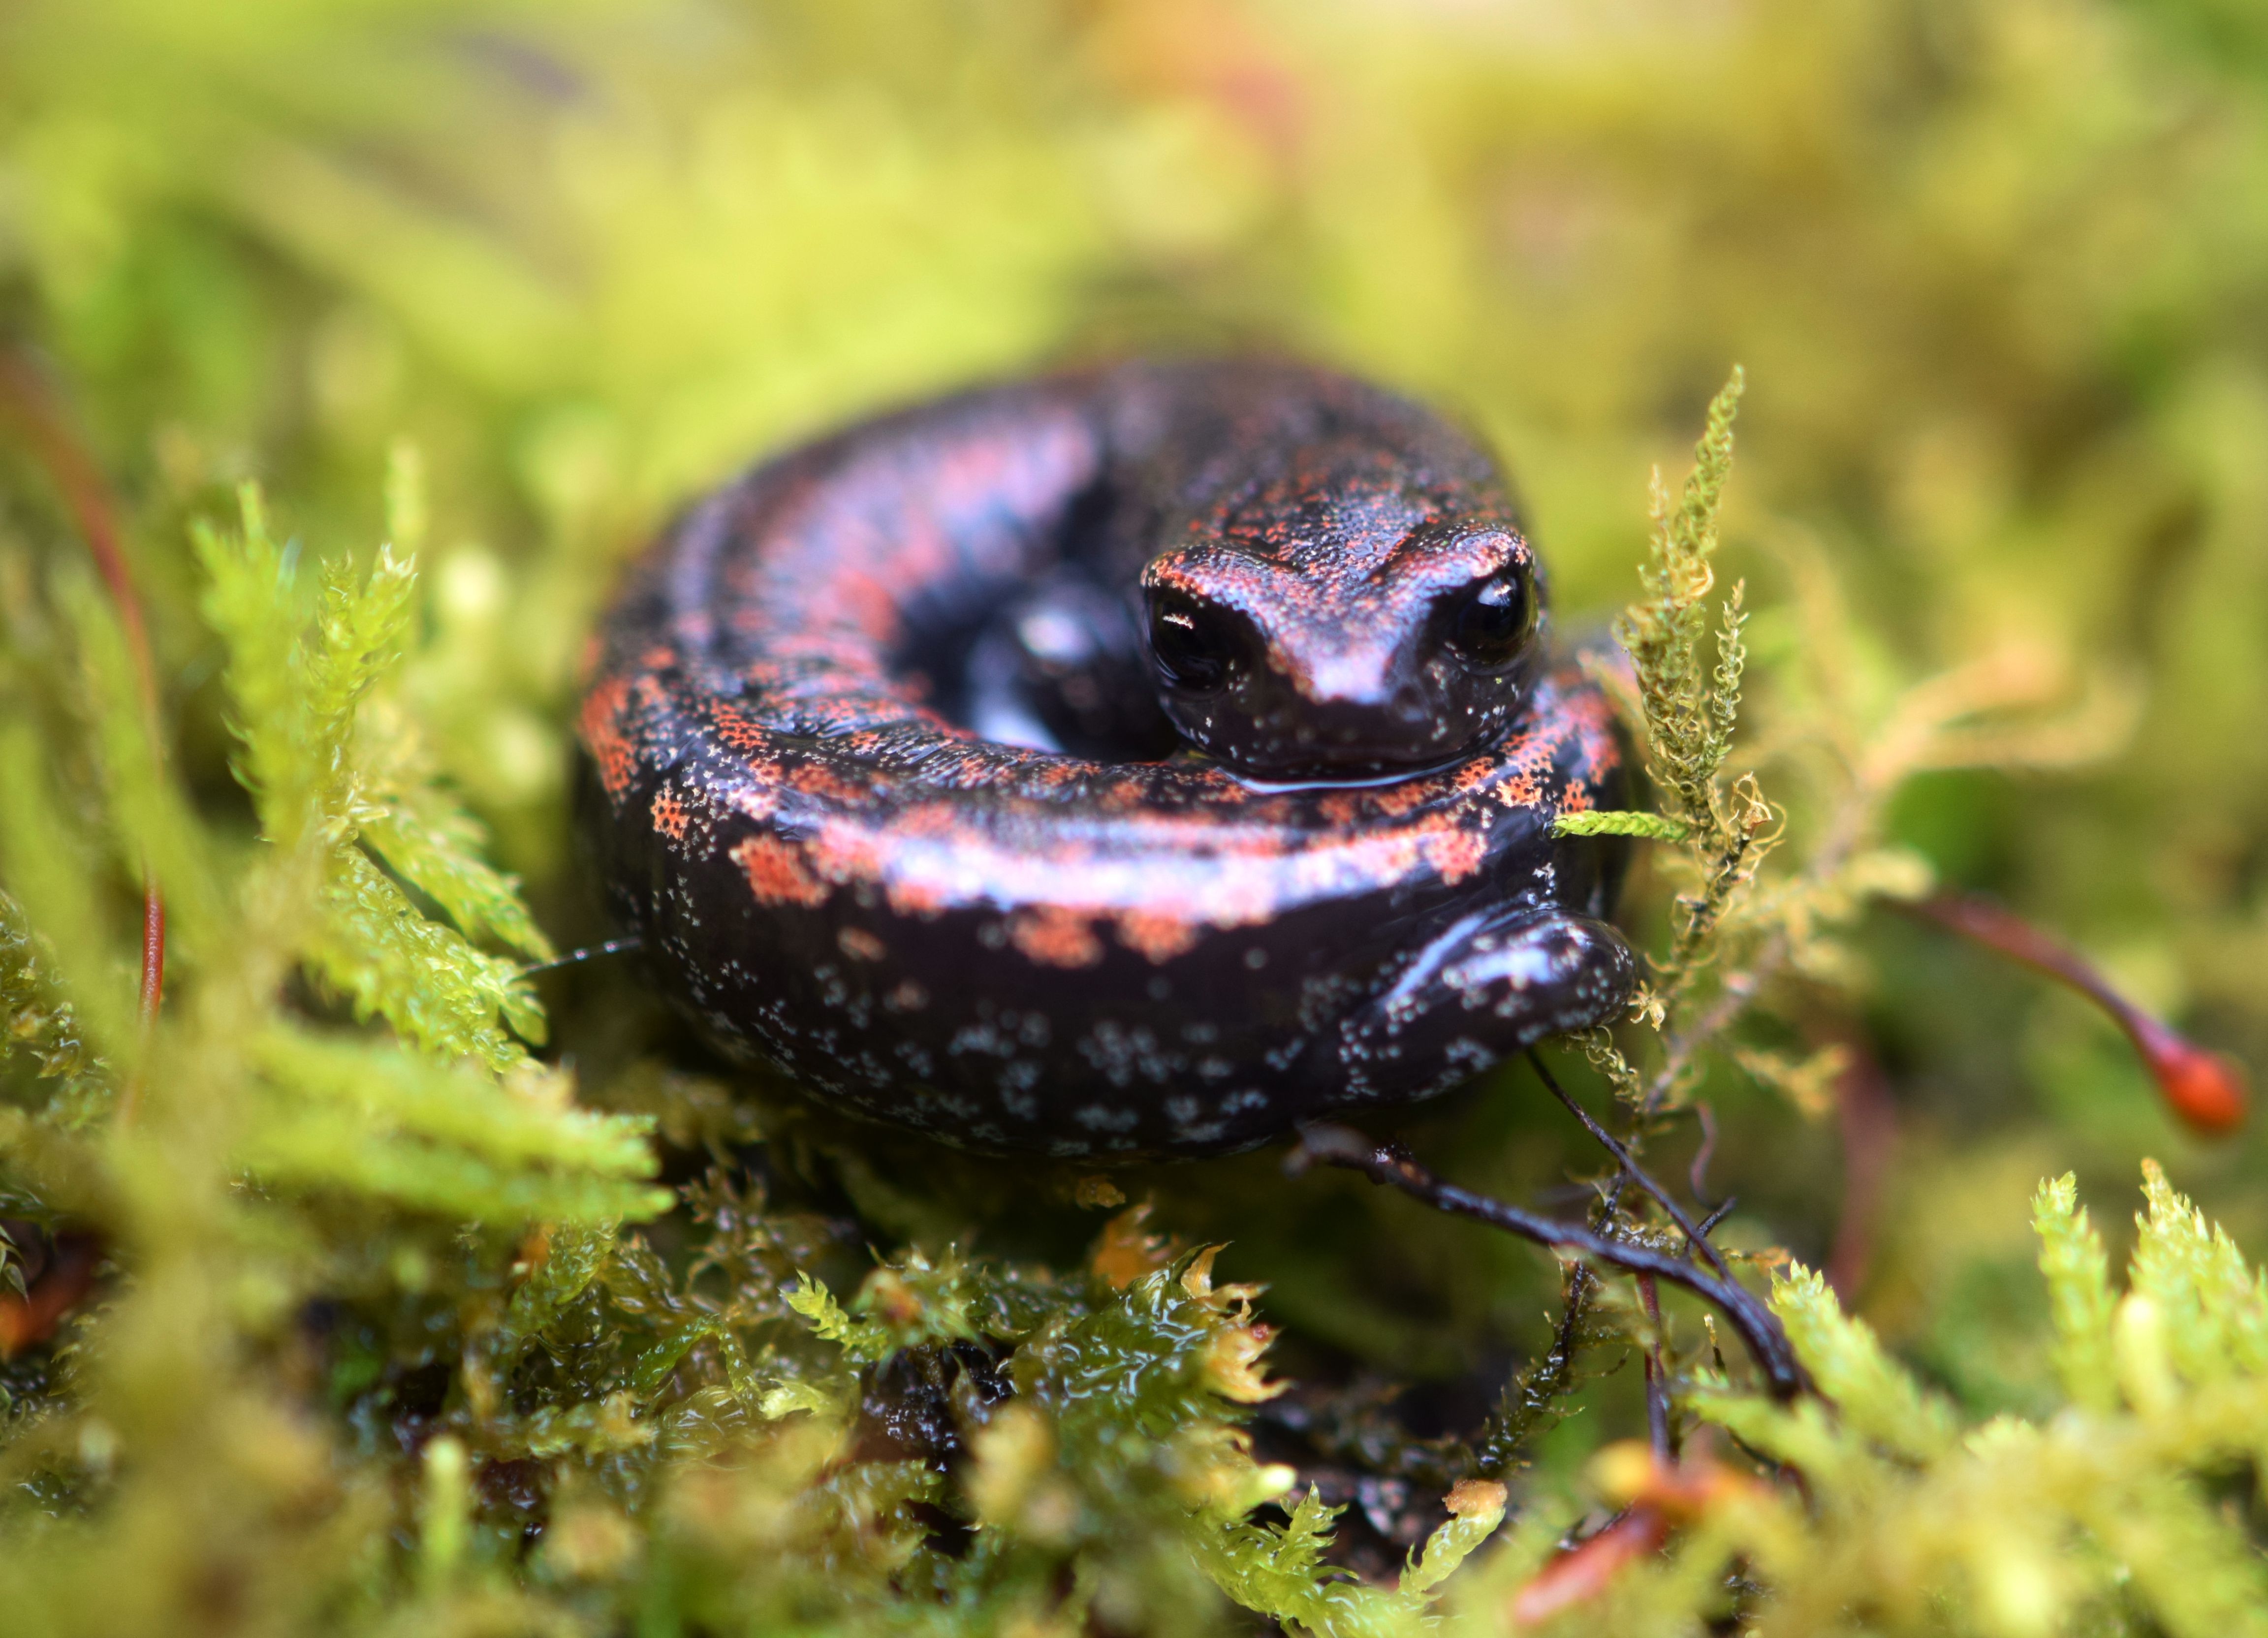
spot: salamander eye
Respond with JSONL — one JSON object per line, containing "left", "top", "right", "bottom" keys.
{"left": 1445, "top": 571, "right": 1535, "bottom": 670}
{"left": 1147, "top": 591, "right": 1238, "bottom": 694}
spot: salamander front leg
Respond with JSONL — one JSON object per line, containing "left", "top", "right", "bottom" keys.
{"left": 1335, "top": 909, "right": 1638, "bottom": 1100}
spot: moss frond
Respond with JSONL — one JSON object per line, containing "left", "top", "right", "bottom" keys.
{"left": 197, "top": 486, "right": 545, "bottom": 1064}
{"left": 1614, "top": 367, "right": 1747, "bottom": 847}
{"left": 239, "top": 1026, "right": 668, "bottom": 1224}
{"left": 787, "top": 1271, "right": 894, "bottom": 1365}
{"left": 1651, "top": 1167, "right": 2268, "bottom": 1638}
{"left": 0, "top": 888, "right": 95, "bottom": 1089}
{"left": 2034, "top": 1174, "right": 2120, "bottom": 1413}
{"left": 1766, "top": 1263, "right": 1959, "bottom": 1461}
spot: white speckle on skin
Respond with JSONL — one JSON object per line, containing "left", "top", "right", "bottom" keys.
{"left": 1445, "top": 1038, "right": 1494, "bottom": 1072}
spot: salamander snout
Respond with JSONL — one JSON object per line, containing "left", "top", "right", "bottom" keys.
{"left": 1141, "top": 526, "right": 1545, "bottom": 780}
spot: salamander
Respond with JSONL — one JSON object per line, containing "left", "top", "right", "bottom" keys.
{"left": 577, "top": 358, "right": 1636, "bottom": 1159}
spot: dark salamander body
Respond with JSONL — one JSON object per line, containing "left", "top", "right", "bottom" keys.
{"left": 579, "top": 360, "right": 1636, "bottom": 1159}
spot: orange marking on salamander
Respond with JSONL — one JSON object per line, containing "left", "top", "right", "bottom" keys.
{"left": 1115, "top": 909, "right": 1203, "bottom": 964}
{"left": 886, "top": 879, "right": 951, "bottom": 917}
{"left": 789, "top": 762, "right": 870, "bottom": 803}
{"left": 1496, "top": 769, "right": 1543, "bottom": 809}
{"left": 713, "top": 707, "right": 769, "bottom": 754}
{"left": 730, "top": 835, "right": 830, "bottom": 908}
{"left": 578, "top": 678, "right": 636, "bottom": 800}
{"left": 1371, "top": 778, "right": 1438, "bottom": 819}
{"left": 1420, "top": 822, "right": 1488, "bottom": 883}
{"left": 1009, "top": 906, "right": 1105, "bottom": 968}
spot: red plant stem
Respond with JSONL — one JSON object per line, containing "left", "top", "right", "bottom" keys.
{"left": 141, "top": 888, "right": 166, "bottom": 1020}
{"left": 0, "top": 350, "right": 167, "bottom": 1112}
{"left": 1509, "top": 1507, "right": 1670, "bottom": 1628}
{"left": 1688, "top": 1101, "right": 1721, "bottom": 1209}
{"left": 1819, "top": 1020, "right": 1896, "bottom": 1303}
{"left": 1899, "top": 893, "right": 2246, "bottom": 1135}
{"left": 1638, "top": 1274, "right": 1670, "bottom": 1459}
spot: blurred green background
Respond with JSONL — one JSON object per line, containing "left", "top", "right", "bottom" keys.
{"left": 6, "top": 0, "right": 2268, "bottom": 1597}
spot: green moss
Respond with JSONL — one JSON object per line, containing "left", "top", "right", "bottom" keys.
{"left": 4, "top": 0, "right": 2268, "bottom": 1632}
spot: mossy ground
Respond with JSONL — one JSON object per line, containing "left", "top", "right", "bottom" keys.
{"left": 4, "top": 3, "right": 2268, "bottom": 1633}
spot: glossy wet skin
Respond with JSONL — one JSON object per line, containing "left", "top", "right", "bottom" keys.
{"left": 579, "top": 359, "right": 1636, "bottom": 1159}
{"left": 1138, "top": 417, "right": 1539, "bottom": 777}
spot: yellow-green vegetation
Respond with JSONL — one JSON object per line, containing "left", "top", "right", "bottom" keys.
{"left": 3, "top": 1, "right": 2267, "bottom": 1633}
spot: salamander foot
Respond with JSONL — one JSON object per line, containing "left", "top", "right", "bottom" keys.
{"left": 1336, "top": 909, "right": 1637, "bottom": 1094}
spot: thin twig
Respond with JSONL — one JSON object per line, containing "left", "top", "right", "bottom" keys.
{"left": 1290, "top": 1124, "right": 1804, "bottom": 1398}
{"left": 516, "top": 935, "right": 644, "bottom": 978}
{"left": 1469, "top": 1176, "right": 1630, "bottom": 1477}
{"left": 1637, "top": 1274, "right": 1671, "bottom": 1459}
{"left": 1642, "top": 937, "right": 1779, "bottom": 1113}
{"left": 1689, "top": 1101, "right": 1722, "bottom": 1210}
{"left": 1470, "top": 1262, "right": 1600, "bottom": 1478}
{"left": 1528, "top": 1049, "right": 1734, "bottom": 1283}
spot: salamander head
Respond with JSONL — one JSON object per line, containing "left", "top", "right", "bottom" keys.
{"left": 1139, "top": 457, "right": 1543, "bottom": 780}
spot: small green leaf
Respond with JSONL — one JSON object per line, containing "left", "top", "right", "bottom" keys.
{"left": 788, "top": 1271, "right": 894, "bottom": 1364}
{"left": 1399, "top": 1481, "right": 1506, "bottom": 1597}
{"left": 1552, "top": 809, "right": 1691, "bottom": 841}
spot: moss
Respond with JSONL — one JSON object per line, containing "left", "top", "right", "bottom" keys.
{"left": 4, "top": 1, "right": 2268, "bottom": 1632}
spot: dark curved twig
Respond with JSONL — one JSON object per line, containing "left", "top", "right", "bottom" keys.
{"left": 1289, "top": 1123, "right": 1805, "bottom": 1399}
{"left": 1526, "top": 1049, "right": 1735, "bottom": 1283}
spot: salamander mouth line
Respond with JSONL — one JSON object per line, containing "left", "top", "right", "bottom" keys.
{"left": 1221, "top": 750, "right": 1486, "bottom": 793}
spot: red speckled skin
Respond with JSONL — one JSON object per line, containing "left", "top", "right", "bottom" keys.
{"left": 579, "top": 360, "right": 1635, "bottom": 1159}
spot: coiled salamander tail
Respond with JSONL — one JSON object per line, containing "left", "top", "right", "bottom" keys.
{"left": 579, "top": 358, "right": 1637, "bottom": 1159}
